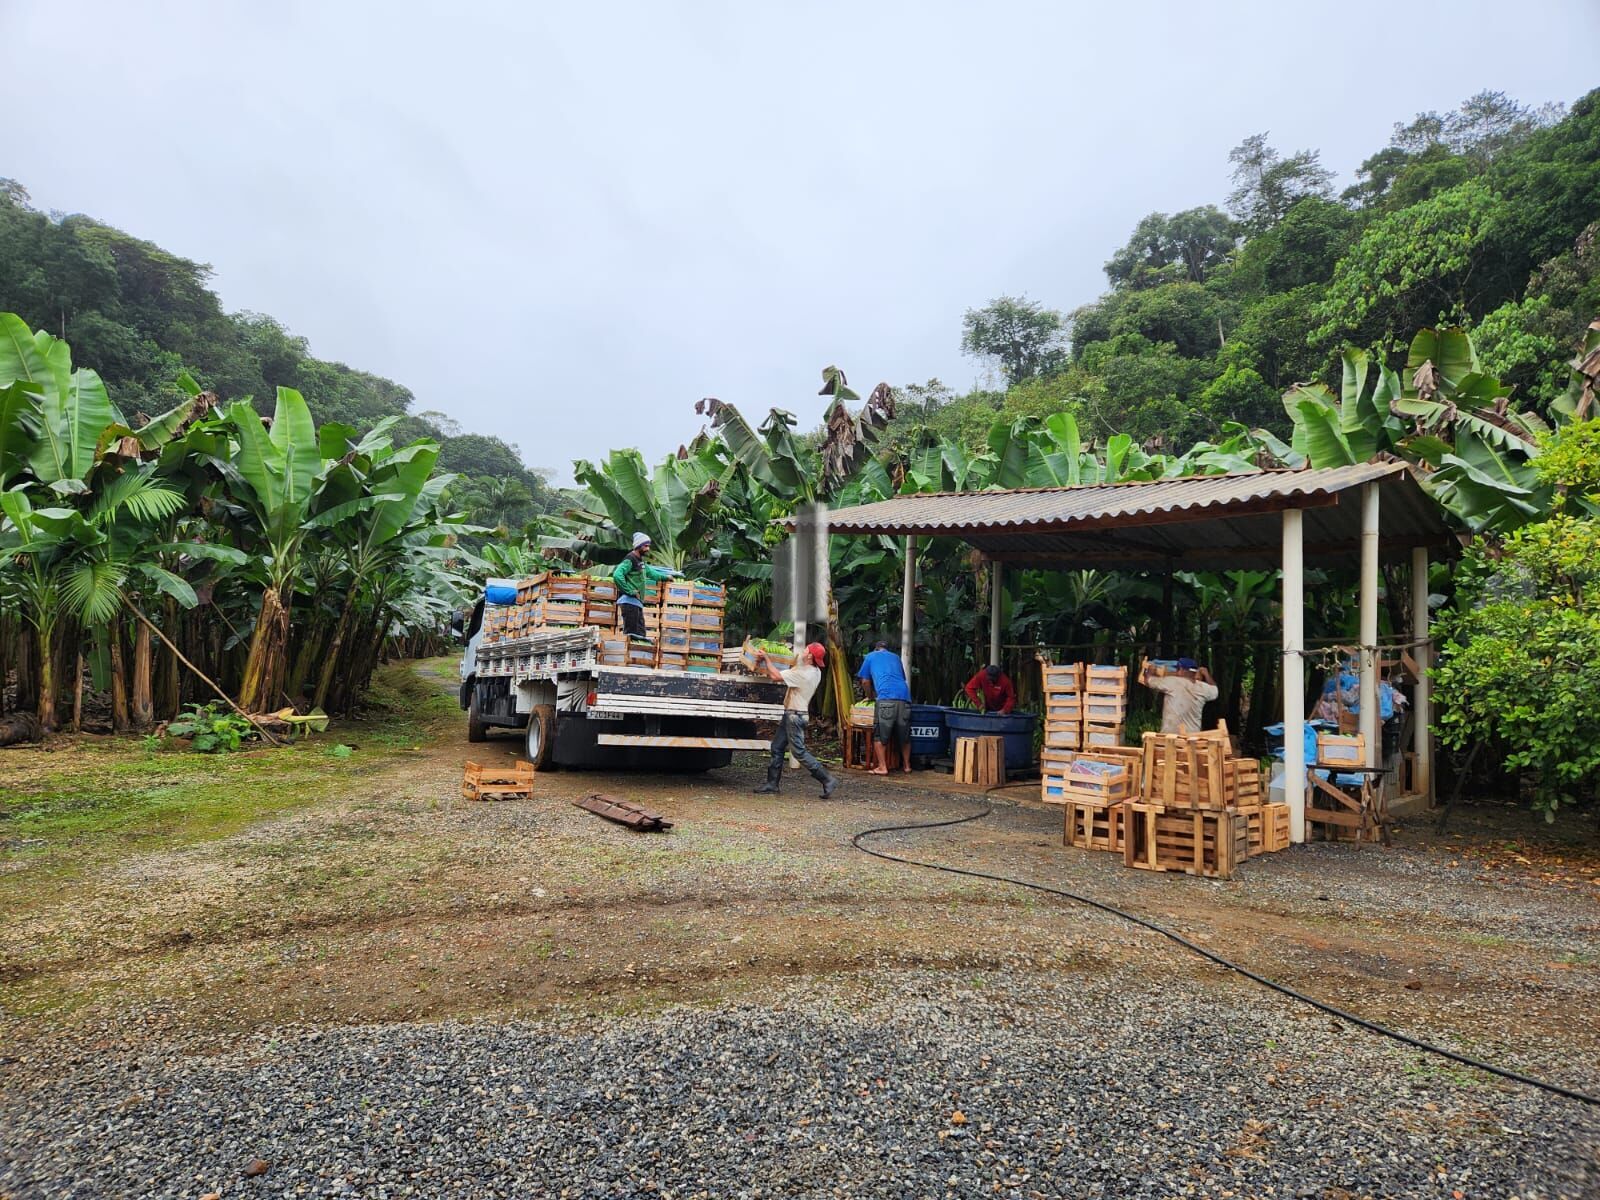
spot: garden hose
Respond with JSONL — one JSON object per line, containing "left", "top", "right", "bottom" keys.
{"left": 851, "top": 802, "right": 1600, "bottom": 1108}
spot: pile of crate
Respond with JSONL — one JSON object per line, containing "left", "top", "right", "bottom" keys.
{"left": 481, "top": 573, "right": 728, "bottom": 673}
{"left": 1040, "top": 662, "right": 1129, "bottom": 802}
{"left": 652, "top": 579, "right": 725, "bottom": 672}
{"left": 1122, "top": 725, "right": 1290, "bottom": 879}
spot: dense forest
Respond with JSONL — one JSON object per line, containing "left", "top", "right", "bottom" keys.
{"left": 0, "top": 182, "right": 559, "bottom": 533}
{"left": 888, "top": 89, "right": 1599, "bottom": 456}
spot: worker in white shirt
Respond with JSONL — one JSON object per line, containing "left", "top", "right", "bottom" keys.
{"left": 752, "top": 642, "right": 837, "bottom": 798}
{"left": 1139, "top": 656, "right": 1220, "bottom": 734}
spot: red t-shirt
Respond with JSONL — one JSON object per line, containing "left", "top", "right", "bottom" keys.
{"left": 964, "top": 670, "right": 1015, "bottom": 714}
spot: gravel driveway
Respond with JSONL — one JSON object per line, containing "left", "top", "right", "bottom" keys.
{"left": 5, "top": 968, "right": 1596, "bottom": 1199}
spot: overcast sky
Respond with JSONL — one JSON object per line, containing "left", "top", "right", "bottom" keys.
{"left": 4, "top": 2, "right": 1597, "bottom": 481}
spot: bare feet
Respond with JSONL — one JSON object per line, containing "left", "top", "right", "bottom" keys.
{"left": 869, "top": 767, "right": 889, "bottom": 776}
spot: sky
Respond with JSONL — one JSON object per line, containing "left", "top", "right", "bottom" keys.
{"left": 3, "top": 1, "right": 1597, "bottom": 483}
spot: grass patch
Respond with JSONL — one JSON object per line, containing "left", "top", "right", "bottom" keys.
{"left": 0, "top": 660, "right": 462, "bottom": 909}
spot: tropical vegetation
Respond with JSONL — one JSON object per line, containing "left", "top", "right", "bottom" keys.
{"left": 4, "top": 86, "right": 1599, "bottom": 816}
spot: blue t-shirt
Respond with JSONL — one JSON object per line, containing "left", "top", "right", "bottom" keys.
{"left": 858, "top": 649, "right": 911, "bottom": 703}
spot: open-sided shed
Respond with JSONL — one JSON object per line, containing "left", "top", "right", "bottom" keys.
{"left": 819, "top": 462, "right": 1458, "bottom": 842}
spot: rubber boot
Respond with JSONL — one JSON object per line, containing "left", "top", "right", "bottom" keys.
{"left": 818, "top": 773, "right": 837, "bottom": 799}
{"left": 752, "top": 757, "right": 782, "bottom": 794}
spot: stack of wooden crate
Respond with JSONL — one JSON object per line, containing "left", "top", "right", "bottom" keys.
{"left": 1082, "top": 664, "right": 1128, "bottom": 747}
{"left": 655, "top": 580, "right": 725, "bottom": 670}
{"left": 1121, "top": 725, "right": 1289, "bottom": 878}
{"left": 1040, "top": 663, "right": 1085, "bottom": 800}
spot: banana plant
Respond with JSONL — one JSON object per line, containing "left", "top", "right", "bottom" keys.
{"left": 306, "top": 430, "right": 451, "bottom": 710}
{"left": 224, "top": 387, "right": 323, "bottom": 713}
{"left": 565, "top": 446, "right": 726, "bottom": 570}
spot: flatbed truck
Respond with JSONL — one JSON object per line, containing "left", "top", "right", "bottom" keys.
{"left": 459, "top": 621, "right": 785, "bottom": 771}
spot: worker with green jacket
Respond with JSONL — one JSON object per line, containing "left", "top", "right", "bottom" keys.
{"left": 613, "top": 532, "right": 679, "bottom": 639}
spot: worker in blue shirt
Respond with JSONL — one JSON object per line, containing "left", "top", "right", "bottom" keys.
{"left": 857, "top": 640, "right": 913, "bottom": 774}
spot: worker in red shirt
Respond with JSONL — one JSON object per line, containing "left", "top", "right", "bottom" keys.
{"left": 963, "top": 664, "right": 1016, "bottom": 714}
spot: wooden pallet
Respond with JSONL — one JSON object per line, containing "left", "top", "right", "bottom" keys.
{"left": 461, "top": 760, "right": 535, "bottom": 802}
{"left": 1063, "top": 797, "right": 1127, "bottom": 852}
{"left": 1245, "top": 803, "right": 1291, "bottom": 855}
{"left": 1124, "top": 803, "right": 1249, "bottom": 879}
{"left": 954, "top": 735, "right": 1005, "bottom": 787}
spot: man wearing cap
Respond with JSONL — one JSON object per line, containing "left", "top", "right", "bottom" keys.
{"left": 857, "top": 639, "right": 913, "bottom": 774}
{"left": 753, "top": 642, "right": 837, "bottom": 798}
{"left": 612, "top": 532, "right": 679, "bottom": 640}
{"left": 1139, "top": 656, "right": 1219, "bottom": 734}
{"left": 963, "top": 664, "right": 1016, "bottom": 715}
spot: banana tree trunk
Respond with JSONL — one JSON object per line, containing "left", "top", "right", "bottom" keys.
{"left": 72, "top": 651, "right": 84, "bottom": 733}
{"left": 109, "top": 619, "right": 130, "bottom": 733}
{"left": 158, "top": 597, "right": 181, "bottom": 719}
{"left": 132, "top": 617, "right": 154, "bottom": 731}
{"left": 238, "top": 586, "right": 290, "bottom": 714}
{"left": 35, "top": 616, "right": 58, "bottom": 733}
{"left": 313, "top": 578, "right": 361, "bottom": 712}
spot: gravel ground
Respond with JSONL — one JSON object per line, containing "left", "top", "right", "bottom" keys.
{"left": 5, "top": 968, "right": 1596, "bottom": 1200}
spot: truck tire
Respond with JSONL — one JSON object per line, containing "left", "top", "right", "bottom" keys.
{"left": 467, "top": 688, "right": 488, "bottom": 743}
{"left": 525, "top": 703, "right": 556, "bottom": 769}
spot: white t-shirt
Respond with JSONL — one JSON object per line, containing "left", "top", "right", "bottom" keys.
{"left": 779, "top": 663, "right": 822, "bottom": 712}
{"left": 1148, "top": 674, "right": 1219, "bottom": 734}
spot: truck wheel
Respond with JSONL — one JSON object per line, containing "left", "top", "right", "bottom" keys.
{"left": 467, "top": 689, "right": 488, "bottom": 743}
{"left": 525, "top": 704, "right": 556, "bottom": 769}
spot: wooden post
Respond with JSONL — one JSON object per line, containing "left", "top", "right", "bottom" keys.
{"left": 1411, "top": 545, "right": 1433, "bottom": 803}
{"left": 1359, "top": 483, "right": 1380, "bottom": 769}
{"left": 988, "top": 560, "right": 1002, "bottom": 667}
{"left": 900, "top": 535, "right": 916, "bottom": 683}
{"left": 1282, "top": 508, "right": 1306, "bottom": 844}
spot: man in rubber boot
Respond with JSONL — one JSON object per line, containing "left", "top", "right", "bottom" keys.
{"left": 612, "top": 532, "right": 679, "bottom": 640}
{"left": 753, "top": 642, "right": 837, "bottom": 798}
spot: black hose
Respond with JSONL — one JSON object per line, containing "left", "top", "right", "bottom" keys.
{"left": 851, "top": 803, "right": 1600, "bottom": 1108}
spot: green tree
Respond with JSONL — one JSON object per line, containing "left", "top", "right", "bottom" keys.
{"left": 1312, "top": 180, "right": 1504, "bottom": 352}
{"left": 1434, "top": 516, "right": 1600, "bottom": 816}
{"left": 1104, "top": 206, "right": 1238, "bottom": 289}
{"left": 960, "top": 296, "right": 1066, "bottom": 383}
{"left": 1226, "top": 134, "right": 1334, "bottom": 233}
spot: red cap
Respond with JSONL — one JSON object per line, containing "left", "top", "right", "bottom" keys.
{"left": 806, "top": 642, "right": 826, "bottom": 666}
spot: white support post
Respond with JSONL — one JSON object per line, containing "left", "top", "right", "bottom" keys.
{"left": 900, "top": 535, "right": 916, "bottom": 683}
{"left": 988, "top": 561, "right": 1003, "bottom": 667}
{"left": 1359, "top": 483, "right": 1380, "bottom": 769}
{"left": 1282, "top": 508, "right": 1306, "bottom": 844}
{"left": 1411, "top": 545, "right": 1433, "bottom": 803}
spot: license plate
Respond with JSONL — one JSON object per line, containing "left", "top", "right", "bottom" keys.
{"left": 586, "top": 710, "right": 624, "bottom": 720}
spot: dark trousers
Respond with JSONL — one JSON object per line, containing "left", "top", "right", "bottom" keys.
{"left": 620, "top": 600, "right": 647, "bottom": 638}
{"left": 766, "top": 712, "right": 831, "bottom": 787}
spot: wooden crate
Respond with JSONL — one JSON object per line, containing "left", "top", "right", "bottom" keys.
{"left": 1063, "top": 798, "right": 1127, "bottom": 852}
{"left": 462, "top": 760, "right": 535, "bottom": 801}
{"left": 954, "top": 735, "right": 1005, "bottom": 787}
{"left": 1041, "top": 663, "right": 1084, "bottom": 693}
{"left": 1082, "top": 695, "right": 1127, "bottom": 723}
{"left": 1044, "top": 724, "right": 1083, "bottom": 750}
{"left": 1084, "top": 664, "right": 1128, "bottom": 695}
{"left": 1245, "top": 803, "right": 1291, "bottom": 855}
{"left": 1124, "top": 803, "right": 1249, "bottom": 879}
{"left": 1141, "top": 731, "right": 1257, "bottom": 808}
{"left": 1083, "top": 723, "right": 1124, "bottom": 748}
{"left": 1055, "top": 755, "right": 1134, "bottom": 804}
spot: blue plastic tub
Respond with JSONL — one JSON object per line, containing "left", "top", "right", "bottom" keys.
{"left": 944, "top": 710, "right": 1038, "bottom": 770}
{"left": 908, "top": 704, "right": 949, "bottom": 759}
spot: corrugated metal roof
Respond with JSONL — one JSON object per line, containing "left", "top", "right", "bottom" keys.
{"left": 816, "top": 463, "right": 1457, "bottom": 569}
